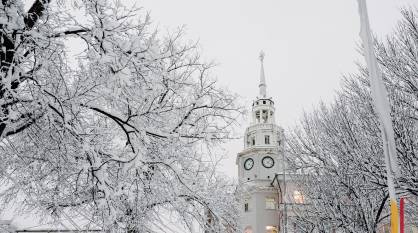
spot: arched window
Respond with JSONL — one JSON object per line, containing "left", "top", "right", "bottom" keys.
{"left": 262, "top": 110, "right": 268, "bottom": 123}
{"left": 244, "top": 226, "right": 253, "bottom": 233}
{"left": 266, "top": 226, "right": 278, "bottom": 233}
{"left": 293, "top": 190, "right": 304, "bottom": 204}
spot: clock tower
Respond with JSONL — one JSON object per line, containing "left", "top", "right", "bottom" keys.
{"left": 236, "top": 52, "right": 285, "bottom": 233}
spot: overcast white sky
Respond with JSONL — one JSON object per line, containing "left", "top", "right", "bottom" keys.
{"left": 134, "top": 0, "right": 418, "bottom": 178}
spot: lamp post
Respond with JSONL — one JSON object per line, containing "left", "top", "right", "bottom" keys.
{"left": 282, "top": 147, "right": 288, "bottom": 233}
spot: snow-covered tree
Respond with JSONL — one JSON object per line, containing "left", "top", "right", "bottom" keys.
{"left": 287, "top": 95, "right": 389, "bottom": 233}
{"left": 376, "top": 8, "right": 418, "bottom": 196}
{"left": 0, "top": 0, "right": 242, "bottom": 231}
{"left": 286, "top": 8, "right": 418, "bottom": 233}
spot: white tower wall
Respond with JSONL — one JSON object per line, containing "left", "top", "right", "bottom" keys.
{"left": 236, "top": 52, "right": 286, "bottom": 233}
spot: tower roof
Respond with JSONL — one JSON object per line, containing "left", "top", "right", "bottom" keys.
{"left": 259, "top": 51, "right": 267, "bottom": 98}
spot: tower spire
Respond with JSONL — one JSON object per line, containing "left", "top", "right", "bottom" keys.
{"left": 259, "top": 51, "right": 267, "bottom": 98}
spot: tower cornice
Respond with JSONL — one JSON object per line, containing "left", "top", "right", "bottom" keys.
{"left": 237, "top": 147, "right": 278, "bottom": 157}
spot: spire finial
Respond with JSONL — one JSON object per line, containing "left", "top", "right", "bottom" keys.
{"left": 259, "top": 51, "right": 267, "bottom": 97}
{"left": 259, "top": 50, "right": 265, "bottom": 62}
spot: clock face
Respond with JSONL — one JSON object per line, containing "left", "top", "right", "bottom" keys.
{"left": 244, "top": 158, "right": 254, "bottom": 170}
{"left": 262, "top": 156, "right": 274, "bottom": 168}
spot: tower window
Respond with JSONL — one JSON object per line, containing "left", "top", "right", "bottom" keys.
{"left": 265, "top": 197, "right": 276, "bottom": 210}
{"left": 265, "top": 135, "right": 270, "bottom": 144}
{"left": 263, "top": 100, "right": 266, "bottom": 104}
{"left": 256, "top": 111, "right": 261, "bottom": 123}
{"left": 251, "top": 136, "right": 255, "bottom": 145}
{"left": 244, "top": 203, "right": 249, "bottom": 212}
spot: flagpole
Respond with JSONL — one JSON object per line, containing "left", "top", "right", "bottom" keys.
{"left": 283, "top": 149, "right": 287, "bottom": 233}
{"left": 356, "top": 0, "right": 400, "bottom": 232}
